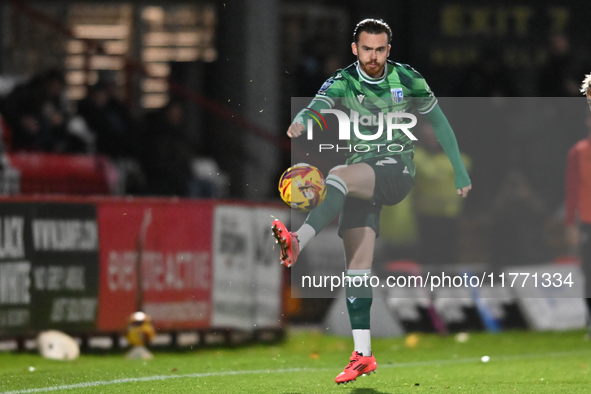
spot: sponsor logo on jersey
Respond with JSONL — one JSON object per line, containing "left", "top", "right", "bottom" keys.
{"left": 391, "top": 88, "right": 403, "bottom": 103}
{"left": 356, "top": 94, "right": 365, "bottom": 103}
{"left": 334, "top": 73, "right": 342, "bottom": 79}
{"left": 318, "top": 78, "right": 335, "bottom": 94}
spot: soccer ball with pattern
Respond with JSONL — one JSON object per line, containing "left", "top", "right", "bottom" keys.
{"left": 278, "top": 164, "right": 326, "bottom": 212}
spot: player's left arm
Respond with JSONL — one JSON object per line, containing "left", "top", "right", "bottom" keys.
{"left": 408, "top": 67, "right": 471, "bottom": 197}
{"left": 424, "top": 105, "right": 472, "bottom": 197}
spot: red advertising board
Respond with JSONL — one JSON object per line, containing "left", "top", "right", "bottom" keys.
{"left": 96, "top": 199, "right": 215, "bottom": 332}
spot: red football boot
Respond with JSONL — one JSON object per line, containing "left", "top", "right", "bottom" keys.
{"left": 334, "top": 351, "right": 377, "bottom": 385}
{"left": 271, "top": 219, "right": 299, "bottom": 267}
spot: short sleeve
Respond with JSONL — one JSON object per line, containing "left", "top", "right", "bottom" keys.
{"left": 315, "top": 70, "right": 348, "bottom": 107}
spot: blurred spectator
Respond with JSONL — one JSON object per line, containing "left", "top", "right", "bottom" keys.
{"left": 412, "top": 123, "right": 471, "bottom": 267}
{"left": 490, "top": 170, "right": 548, "bottom": 267}
{"left": 139, "top": 98, "right": 220, "bottom": 198}
{"left": 537, "top": 34, "right": 586, "bottom": 97}
{"left": 77, "top": 80, "right": 135, "bottom": 158}
{"left": 77, "top": 80, "right": 144, "bottom": 194}
{"left": 0, "top": 69, "right": 85, "bottom": 153}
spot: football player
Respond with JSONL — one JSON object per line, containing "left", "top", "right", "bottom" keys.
{"left": 273, "top": 19, "right": 471, "bottom": 384}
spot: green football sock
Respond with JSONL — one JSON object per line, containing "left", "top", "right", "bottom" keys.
{"left": 303, "top": 174, "right": 348, "bottom": 235}
{"left": 345, "top": 271, "right": 373, "bottom": 330}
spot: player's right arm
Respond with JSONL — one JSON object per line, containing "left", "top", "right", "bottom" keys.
{"left": 287, "top": 73, "right": 346, "bottom": 138}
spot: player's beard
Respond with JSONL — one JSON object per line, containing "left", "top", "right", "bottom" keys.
{"left": 359, "top": 59, "right": 386, "bottom": 79}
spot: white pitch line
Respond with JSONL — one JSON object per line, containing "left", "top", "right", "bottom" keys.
{"left": 3, "top": 349, "right": 591, "bottom": 394}
{"left": 0, "top": 369, "right": 308, "bottom": 394}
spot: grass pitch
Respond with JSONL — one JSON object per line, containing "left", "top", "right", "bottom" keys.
{"left": 1, "top": 329, "right": 591, "bottom": 393}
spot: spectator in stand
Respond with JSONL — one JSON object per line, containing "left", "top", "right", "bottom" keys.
{"left": 77, "top": 80, "right": 135, "bottom": 158}
{"left": 77, "top": 80, "right": 144, "bottom": 194}
{"left": 0, "top": 69, "right": 82, "bottom": 153}
{"left": 139, "top": 98, "right": 214, "bottom": 197}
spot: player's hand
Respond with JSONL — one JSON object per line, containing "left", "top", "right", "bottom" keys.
{"left": 565, "top": 225, "right": 580, "bottom": 246}
{"left": 457, "top": 184, "right": 471, "bottom": 198}
{"left": 287, "top": 123, "right": 305, "bottom": 138}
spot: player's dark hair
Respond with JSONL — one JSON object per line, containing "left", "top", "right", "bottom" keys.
{"left": 353, "top": 19, "right": 392, "bottom": 43}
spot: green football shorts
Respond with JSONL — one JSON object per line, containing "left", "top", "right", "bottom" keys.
{"left": 338, "top": 155, "right": 414, "bottom": 238}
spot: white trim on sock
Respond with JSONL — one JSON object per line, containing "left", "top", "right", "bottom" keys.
{"left": 326, "top": 174, "right": 348, "bottom": 196}
{"left": 294, "top": 223, "right": 315, "bottom": 252}
{"left": 352, "top": 329, "right": 371, "bottom": 357}
{"left": 346, "top": 269, "right": 371, "bottom": 286}
{"left": 347, "top": 269, "right": 372, "bottom": 276}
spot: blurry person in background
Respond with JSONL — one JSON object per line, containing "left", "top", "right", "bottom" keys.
{"left": 1, "top": 69, "right": 71, "bottom": 152}
{"left": 139, "top": 98, "right": 216, "bottom": 198}
{"left": 77, "top": 80, "right": 144, "bottom": 194}
{"left": 140, "top": 98, "right": 193, "bottom": 196}
{"left": 0, "top": 69, "right": 92, "bottom": 154}
{"left": 413, "top": 123, "right": 471, "bottom": 268}
{"left": 565, "top": 73, "right": 591, "bottom": 324}
{"left": 77, "top": 80, "right": 135, "bottom": 159}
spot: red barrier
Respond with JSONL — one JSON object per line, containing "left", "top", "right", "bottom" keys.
{"left": 8, "top": 153, "right": 113, "bottom": 194}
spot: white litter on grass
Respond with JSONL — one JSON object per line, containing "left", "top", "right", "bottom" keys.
{"left": 455, "top": 332, "right": 469, "bottom": 343}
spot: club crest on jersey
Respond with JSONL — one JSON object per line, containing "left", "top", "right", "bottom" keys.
{"left": 318, "top": 78, "right": 335, "bottom": 94}
{"left": 391, "top": 88, "right": 403, "bottom": 103}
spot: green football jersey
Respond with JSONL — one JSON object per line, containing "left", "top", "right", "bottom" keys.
{"left": 294, "top": 60, "right": 437, "bottom": 166}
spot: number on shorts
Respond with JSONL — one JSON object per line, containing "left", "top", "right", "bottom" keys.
{"left": 376, "top": 157, "right": 398, "bottom": 166}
